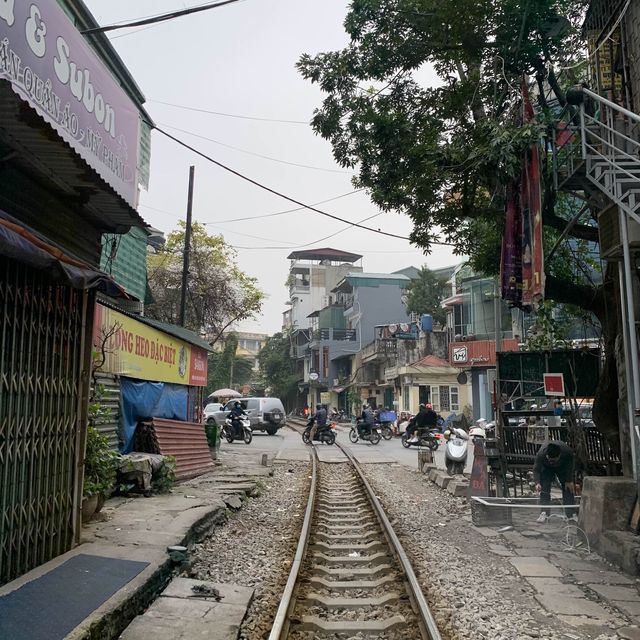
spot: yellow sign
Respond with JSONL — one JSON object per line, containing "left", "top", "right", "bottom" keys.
{"left": 320, "top": 392, "right": 331, "bottom": 405}
{"left": 93, "top": 304, "right": 208, "bottom": 386}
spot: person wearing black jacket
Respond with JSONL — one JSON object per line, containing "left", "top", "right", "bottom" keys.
{"left": 308, "top": 404, "right": 327, "bottom": 444}
{"left": 407, "top": 403, "right": 440, "bottom": 443}
{"left": 533, "top": 440, "right": 576, "bottom": 522}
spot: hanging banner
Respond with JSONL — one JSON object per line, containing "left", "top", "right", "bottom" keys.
{"left": 93, "top": 304, "right": 208, "bottom": 386}
{"left": 521, "top": 81, "right": 545, "bottom": 306}
{"left": 0, "top": 0, "right": 141, "bottom": 207}
{"left": 500, "top": 181, "right": 522, "bottom": 304}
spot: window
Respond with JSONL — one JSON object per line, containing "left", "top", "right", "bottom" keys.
{"left": 403, "top": 385, "right": 410, "bottom": 411}
{"left": 431, "top": 385, "right": 459, "bottom": 412}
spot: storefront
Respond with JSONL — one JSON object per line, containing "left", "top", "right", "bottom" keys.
{"left": 0, "top": 0, "right": 149, "bottom": 585}
{"left": 93, "top": 303, "right": 211, "bottom": 462}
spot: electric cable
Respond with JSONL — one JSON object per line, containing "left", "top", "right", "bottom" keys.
{"left": 81, "top": 0, "right": 244, "bottom": 35}
{"left": 139, "top": 189, "right": 364, "bottom": 223}
{"left": 150, "top": 100, "right": 309, "bottom": 125}
{"left": 158, "top": 122, "right": 353, "bottom": 174}
{"left": 151, "top": 123, "right": 435, "bottom": 242}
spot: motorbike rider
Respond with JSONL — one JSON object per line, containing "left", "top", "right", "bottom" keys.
{"left": 408, "top": 403, "right": 440, "bottom": 443}
{"left": 308, "top": 403, "right": 327, "bottom": 443}
{"left": 359, "top": 404, "right": 375, "bottom": 437}
{"left": 228, "top": 401, "right": 248, "bottom": 438}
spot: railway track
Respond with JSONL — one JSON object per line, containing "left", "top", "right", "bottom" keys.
{"left": 269, "top": 419, "right": 441, "bottom": 639}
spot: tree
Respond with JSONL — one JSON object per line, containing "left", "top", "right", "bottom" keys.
{"left": 258, "top": 332, "right": 299, "bottom": 410}
{"left": 298, "top": 1, "right": 629, "bottom": 468}
{"left": 207, "top": 333, "right": 256, "bottom": 393}
{"left": 146, "top": 222, "right": 264, "bottom": 343}
{"left": 405, "top": 267, "right": 448, "bottom": 325}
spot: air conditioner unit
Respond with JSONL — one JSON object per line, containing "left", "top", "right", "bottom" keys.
{"left": 599, "top": 204, "right": 640, "bottom": 260}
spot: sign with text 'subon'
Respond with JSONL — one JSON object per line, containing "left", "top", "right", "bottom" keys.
{"left": 0, "top": 0, "right": 140, "bottom": 206}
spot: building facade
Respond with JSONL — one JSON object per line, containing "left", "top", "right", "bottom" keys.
{"left": 0, "top": 0, "right": 150, "bottom": 585}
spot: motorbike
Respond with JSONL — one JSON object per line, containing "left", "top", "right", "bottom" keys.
{"left": 444, "top": 426, "right": 469, "bottom": 475}
{"left": 401, "top": 427, "right": 441, "bottom": 450}
{"left": 302, "top": 419, "right": 337, "bottom": 445}
{"left": 330, "top": 409, "right": 350, "bottom": 423}
{"left": 376, "top": 419, "right": 394, "bottom": 440}
{"left": 349, "top": 421, "right": 381, "bottom": 445}
{"left": 222, "top": 414, "right": 253, "bottom": 445}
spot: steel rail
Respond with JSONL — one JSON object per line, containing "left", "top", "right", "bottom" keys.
{"left": 334, "top": 440, "right": 443, "bottom": 640}
{"left": 274, "top": 418, "right": 442, "bottom": 639}
{"left": 268, "top": 437, "right": 317, "bottom": 639}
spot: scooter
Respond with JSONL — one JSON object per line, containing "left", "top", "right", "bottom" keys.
{"left": 222, "top": 415, "right": 253, "bottom": 444}
{"left": 302, "top": 419, "right": 337, "bottom": 445}
{"left": 469, "top": 419, "right": 488, "bottom": 443}
{"left": 444, "top": 427, "right": 469, "bottom": 475}
{"left": 349, "top": 421, "right": 381, "bottom": 445}
{"left": 376, "top": 419, "right": 394, "bottom": 440}
{"left": 401, "top": 427, "right": 441, "bottom": 450}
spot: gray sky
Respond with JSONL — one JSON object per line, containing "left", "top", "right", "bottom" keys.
{"left": 86, "top": 0, "right": 458, "bottom": 335}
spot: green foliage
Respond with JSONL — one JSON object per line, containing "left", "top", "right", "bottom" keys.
{"left": 405, "top": 267, "right": 449, "bottom": 325}
{"left": 146, "top": 222, "right": 264, "bottom": 339}
{"left": 83, "top": 426, "right": 119, "bottom": 498}
{"left": 524, "top": 300, "right": 572, "bottom": 351}
{"left": 297, "top": 0, "right": 599, "bottom": 313}
{"left": 346, "top": 388, "right": 360, "bottom": 417}
{"left": 84, "top": 384, "right": 119, "bottom": 498}
{"left": 258, "top": 332, "right": 299, "bottom": 408}
{"left": 207, "top": 333, "right": 256, "bottom": 392}
{"left": 152, "top": 455, "right": 176, "bottom": 494}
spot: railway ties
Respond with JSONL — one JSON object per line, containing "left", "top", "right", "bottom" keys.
{"left": 270, "top": 421, "right": 441, "bottom": 640}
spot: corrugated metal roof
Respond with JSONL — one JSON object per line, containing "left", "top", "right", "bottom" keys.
{"left": 0, "top": 81, "right": 146, "bottom": 233}
{"left": 143, "top": 418, "right": 214, "bottom": 481}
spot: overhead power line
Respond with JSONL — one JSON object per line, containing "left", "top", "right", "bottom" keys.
{"left": 139, "top": 189, "right": 364, "bottom": 223}
{"left": 151, "top": 123, "right": 456, "bottom": 246}
{"left": 151, "top": 123, "right": 428, "bottom": 242}
{"left": 150, "top": 100, "right": 309, "bottom": 125}
{"left": 158, "top": 122, "right": 353, "bottom": 174}
{"left": 81, "top": 0, "right": 243, "bottom": 35}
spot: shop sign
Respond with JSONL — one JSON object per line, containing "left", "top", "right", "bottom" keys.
{"left": 320, "top": 392, "right": 331, "bottom": 405}
{"left": 0, "top": 1, "right": 140, "bottom": 207}
{"left": 93, "top": 304, "right": 208, "bottom": 386}
{"left": 543, "top": 373, "right": 565, "bottom": 396}
{"left": 452, "top": 346, "right": 468, "bottom": 363}
{"left": 449, "top": 339, "right": 519, "bottom": 368}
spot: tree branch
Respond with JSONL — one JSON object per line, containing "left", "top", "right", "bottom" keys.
{"left": 543, "top": 212, "right": 599, "bottom": 242}
{"left": 545, "top": 274, "right": 603, "bottom": 315}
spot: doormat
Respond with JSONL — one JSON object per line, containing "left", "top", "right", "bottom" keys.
{"left": 0, "top": 553, "right": 149, "bottom": 640}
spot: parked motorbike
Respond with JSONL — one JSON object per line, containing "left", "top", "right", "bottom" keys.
{"left": 302, "top": 419, "right": 337, "bottom": 445}
{"left": 401, "top": 427, "right": 441, "bottom": 450}
{"left": 469, "top": 419, "right": 488, "bottom": 443}
{"left": 330, "top": 409, "right": 350, "bottom": 423}
{"left": 349, "top": 421, "right": 381, "bottom": 445}
{"left": 444, "top": 426, "right": 469, "bottom": 475}
{"left": 222, "top": 414, "right": 252, "bottom": 444}
{"left": 376, "top": 419, "right": 394, "bottom": 440}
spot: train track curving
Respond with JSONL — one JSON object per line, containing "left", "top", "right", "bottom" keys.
{"left": 268, "top": 418, "right": 441, "bottom": 639}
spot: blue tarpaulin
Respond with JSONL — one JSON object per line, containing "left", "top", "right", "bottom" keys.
{"left": 378, "top": 410, "right": 397, "bottom": 422}
{"left": 119, "top": 378, "right": 188, "bottom": 453}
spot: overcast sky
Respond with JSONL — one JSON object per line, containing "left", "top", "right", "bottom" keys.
{"left": 86, "top": 0, "right": 459, "bottom": 335}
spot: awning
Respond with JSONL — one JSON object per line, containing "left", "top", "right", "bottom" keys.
{"left": 0, "top": 209, "right": 128, "bottom": 297}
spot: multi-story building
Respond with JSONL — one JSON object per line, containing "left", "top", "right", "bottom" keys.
{"left": 236, "top": 331, "right": 270, "bottom": 370}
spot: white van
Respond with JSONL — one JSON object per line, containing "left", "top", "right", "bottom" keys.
{"left": 205, "top": 397, "right": 286, "bottom": 435}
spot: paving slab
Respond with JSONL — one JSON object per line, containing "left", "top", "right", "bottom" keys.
{"left": 488, "top": 544, "right": 514, "bottom": 558}
{"left": 525, "top": 577, "right": 584, "bottom": 597}
{"left": 534, "top": 593, "right": 611, "bottom": 617}
{"left": 559, "top": 614, "right": 621, "bottom": 629}
{"left": 618, "top": 625, "right": 640, "bottom": 640}
{"left": 571, "top": 570, "right": 635, "bottom": 585}
{"left": 509, "top": 556, "right": 562, "bottom": 577}
{"left": 614, "top": 600, "right": 640, "bottom": 617}
{"left": 589, "top": 584, "right": 640, "bottom": 602}
{"left": 471, "top": 525, "right": 501, "bottom": 538}
{"left": 514, "top": 547, "right": 554, "bottom": 557}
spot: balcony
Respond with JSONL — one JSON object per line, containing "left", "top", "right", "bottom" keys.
{"left": 289, "top": 283, "right": 310, "bottom": 296}
{"left": 310, "top": 328, "right": 356, "bottom": 344}
{"left": 362, "top": 338, "right": 397, "bottom": 362}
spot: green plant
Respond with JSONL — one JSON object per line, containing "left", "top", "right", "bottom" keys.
{"left": 83, "top": 426, "right": 119, "bottom": 498}
{"left": 152, "top": 455, "right": 177, "bottom": 494}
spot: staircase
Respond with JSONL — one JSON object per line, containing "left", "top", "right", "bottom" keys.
{"left": 575, "top": 87, "right": 640, "bottom": 224}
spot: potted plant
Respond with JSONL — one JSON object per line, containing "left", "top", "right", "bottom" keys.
{"left": 82, "top": 426, "right": 119, "bottom": 522}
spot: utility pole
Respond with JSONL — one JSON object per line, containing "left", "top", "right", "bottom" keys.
{"left": 179, "top": 165, "right": 195, "bottom": 327}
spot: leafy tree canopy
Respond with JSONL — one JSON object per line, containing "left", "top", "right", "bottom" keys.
{"left": 298, "top": 0, "right": 600, "bottom": 313}
{"left": 258, "top": 332, "right": 299, "bottom": 408}
{"left": 146, "top": 222, "right": 264, "bottom": 341}
{"left": 405, "top": 267, "right": 449, "bottom": 325}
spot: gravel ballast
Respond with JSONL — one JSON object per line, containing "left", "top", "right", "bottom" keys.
{"left": 361, "top": 464, "right": 620, "bottom": 640}
{"left": 189, "top": 462, "right": 310, "bottom": 639}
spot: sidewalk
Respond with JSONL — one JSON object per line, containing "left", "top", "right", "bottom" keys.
{"left": 0, "top": 449, "right": 273, "bottom": 640}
